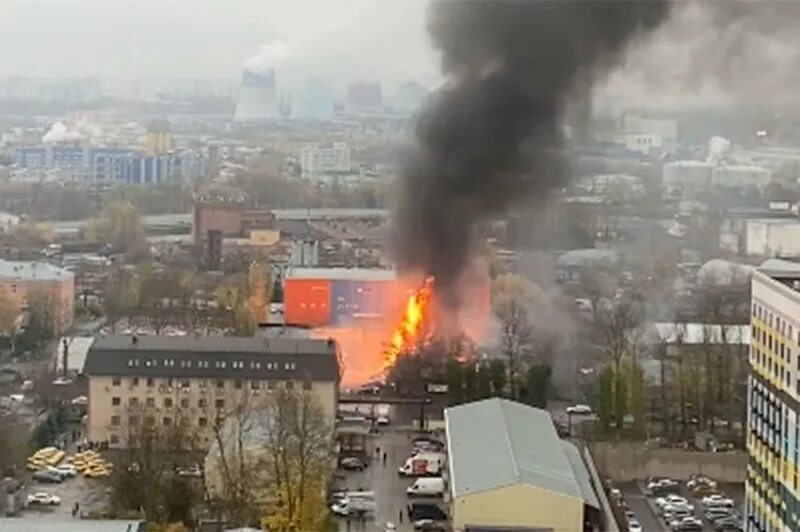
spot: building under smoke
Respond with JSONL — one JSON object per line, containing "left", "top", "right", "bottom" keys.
{"left": 234, "top": 69, "right": 280, "bottom": 123}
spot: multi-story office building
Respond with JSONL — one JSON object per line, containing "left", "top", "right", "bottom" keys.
{"left": 0, "top": 259, "right": 75, "bottom": 334}
{"left": 83, "top": 335, "right": 341, "bottom": 449}
{"left": 747, "top": 261, "right": 800, "bottom": 531}
{"left": 299, "top": 142, "right": 351, "bottom": 179}
{"left": 15, "top": 145, "right": 181, "bottom": 185}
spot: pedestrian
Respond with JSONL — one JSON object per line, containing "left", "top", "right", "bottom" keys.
{"left": 382, "top": 452, "right": 387, "bottom": 465}
{"left": 407, "top": 504, "right": 412, "bottom": 520}
{"left": 346, "top": 517, "right": 351, "bottom": 532}
{"left": 399, "top": 509, "right": 404, "bottom": 524}
{"left": 375, "top": 445, "right": 381, "bottom": 456}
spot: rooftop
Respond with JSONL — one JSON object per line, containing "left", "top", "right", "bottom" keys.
{"left": 445, "top": 398, "right": 598, "bottom": 507}
{"left": 83, "top": 335, "right": 340, "bottom": 382}
{"left": 0, "top": 259, "right": 74, "bottom": 282}
{"left": 648, "top": 323, "right": 751, "bottom": 345}
{"left": 0, "top": 519, "right": 143, "bottom": 532}
{"left": 286, "top": 267, "right": 396, "bottom": 282}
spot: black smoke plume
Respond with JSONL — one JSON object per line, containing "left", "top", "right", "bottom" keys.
{"left": 393, "top": 0, "right": 671, "bottom": 305}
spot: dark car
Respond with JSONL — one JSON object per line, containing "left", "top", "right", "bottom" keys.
{"left": 33, "top": 470, "right": 63, "bottom": 484}
{"left": 339, "top": 457, "right": 366, "bottom": 471}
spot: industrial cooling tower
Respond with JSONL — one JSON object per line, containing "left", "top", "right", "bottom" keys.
{"left": 234, "top": 69, "right": 280, "bottom": 123}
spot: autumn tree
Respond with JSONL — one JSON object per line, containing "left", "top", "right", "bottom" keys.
{"left": 247, "top": 261, "right": 271, "bottom": 326}
{"left": 216, "top": 274, "right": 255, "bottom": 336}
{"left": 102, "top": 267, "right": 140, "bottom": 332}
{"left": 0, "top": 287, "right": 19, "bottom": 353}
{"left": 86, "top": 199, "right": 148, "bottom": 257}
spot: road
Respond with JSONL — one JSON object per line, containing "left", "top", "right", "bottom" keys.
{"left": 334, "top": 426, "right": 445, "bottom": 532}
{"left": 619, "top": 481, "right": 667, "bottom": 532}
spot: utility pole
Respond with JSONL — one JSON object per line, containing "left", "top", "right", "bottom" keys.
{"left": 61, "top": 337, "right": 72, "bottom": 378}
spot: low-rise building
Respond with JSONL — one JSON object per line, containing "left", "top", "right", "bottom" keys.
{"left": 0, "top": 259, "right": 75, "bottom": 334}
{"left": 83, "top": 335, "right": 340, "bottom": 449}
{"left": 446, "top": 398, "right": 604, "bottom": 532}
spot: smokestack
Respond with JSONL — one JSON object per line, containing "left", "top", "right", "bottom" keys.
{"left": 393, "top": 0, "right": 672, "bottom": 306}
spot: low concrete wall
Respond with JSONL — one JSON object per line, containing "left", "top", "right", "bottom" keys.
{"left": 590, "top": 442, "right": 746, "bottom": 482}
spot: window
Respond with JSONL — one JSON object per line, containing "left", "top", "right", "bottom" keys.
{"left": 180, "top": 379, "right": 190, "bottom": 389}
{"left": 130, "top": 416, "right": 139, "bottom": 426}
{"left": 216, "top": 379, "right": 225, "bottom": 389}
{"left": 112, "top": 377, "right": 121, "bottom": 386}
{"left": 180, "top": 398, "right": 189, "bottom": 408}
{"left": 250, "top": 380, "right": 260, "bottom": 390}
{"left": 234, "top": 380, "right": 243, "bottom": 389}
{"left": 164, "top": 398, "right": 173, "bottom": 408}
{"left": 129, "top": 397, "right": 139, "bottom": 407}
{"left": 199, "top": 398, "right": 208, "bottom": 408}
{"left": 267, "top": 380, "right": 277, "bottom": 391}
{"left": 285, "top": 381, "right": 294, "bottom": 390}
{"left": 198, "top": 417, "right": 208, "bottom": 427}
{"left": 110, "top": 415, "right": 120, "bottom": 426}
{"left": 132, "top": 377, "right": 139, "bottom": 386}
{"left": 166, "top": 378, "right": 174, "bottom": 387}
{"left": 180, "top": 417, "right": 190, "bottom": 426}
{"left": 110, "top": 435, "right": 120, "bottom": 445}
{"left": 145, "top": 416, "right": 155, "bottom": 427}
{"left": 112, "top": 397, "right": 121, "bottom": 406}
{"left": 215, "top": 399, "right": 225, "bottom": 409}
{"left": 163, "top": 417, "right": 172, "bottom": 426}
{"left": 199, "top": 379, "right": 207, "bottom": 388}
{"left": 146, "top": 397, "right": 155, "bottom": 407}
{"left": 303, "top": 380, "right": 312, "bottom": 391}
{"left": 147, "top": 378, "right": 155, "bottom": 387}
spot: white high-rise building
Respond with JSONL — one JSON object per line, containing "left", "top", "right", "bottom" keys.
{"left": 299, "top": 142, "right": 351, "bottom": 179}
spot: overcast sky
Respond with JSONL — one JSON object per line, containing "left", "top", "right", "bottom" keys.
{"left": 0, "top": 0, "right": 438, "bottom": 85}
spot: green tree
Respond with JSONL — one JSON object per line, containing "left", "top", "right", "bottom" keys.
{"left": 86, "top": 199, "right": 148, "bottom": 257}
{"left": 522, "top": 363, "right": 552, "bottom": 408}
{"left": 597, "top": 366, "right": 615, "bottom": 432}
{"left": 0, "top": 288, "right": 19, "bottom": 353}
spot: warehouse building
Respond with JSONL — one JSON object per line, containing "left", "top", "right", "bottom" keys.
{"left": 83, "top": 335, "right": 340, "bottom": 449}
{"left": 445, "top": 398, "right": 603, "bottom": 532}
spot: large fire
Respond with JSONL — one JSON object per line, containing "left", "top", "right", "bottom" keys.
{"left": 381, "top": 276, "right": 435, "bottom": 371}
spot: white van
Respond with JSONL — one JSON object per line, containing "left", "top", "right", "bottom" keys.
{"left": 406, "top": 477, "right": 445, "bottom": 497}
{"left": 398, "top": 453, "right": 444, "bottom": 476}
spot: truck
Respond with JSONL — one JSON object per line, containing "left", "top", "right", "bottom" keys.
{"left": 398, "top": 452, "right": 444, "bottom": 477}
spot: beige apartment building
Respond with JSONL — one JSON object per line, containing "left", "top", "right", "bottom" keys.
{"left": 0, "top": 259, "right": 75, "bottom": 334}
{"left": 83, "top": 335, "right": 341, "bottom": 449}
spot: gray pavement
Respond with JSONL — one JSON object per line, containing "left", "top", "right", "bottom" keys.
{"left": 22, "top": 474, "right": 107, "bottom": 520}
{"left": 620, "top": 481, "right": 667, "bottom": 532}
{"left": 335, "top": 427, "right": 445, "bottom": 532}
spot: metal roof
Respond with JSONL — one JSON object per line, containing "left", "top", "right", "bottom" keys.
{"left": 84, "top": 335, "right": 340, "bottom": 382}
{"left": 445, "top": 398, "right": 598, "bottom": 508}
{"left": 285, "top": 267, "right": 396, "bottom": 282}
{"left": 0, "top": 519, "right": 143, "bottom": 532}
{"left": 0, "top": 259, "right": 74, "bottom": 282}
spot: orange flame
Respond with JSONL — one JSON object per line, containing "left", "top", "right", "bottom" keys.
{"left": 382, "top": 277, "right": 434, "bottom": 371}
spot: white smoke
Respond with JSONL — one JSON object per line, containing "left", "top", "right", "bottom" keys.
{"left": 243, "top": 40, "right": 291, "bottom": 74}
{"left": 706, "top": 136, "right": 731, "bottom": 164}
{"left": 42, "top": 122, "right": 86, "bottom": 144}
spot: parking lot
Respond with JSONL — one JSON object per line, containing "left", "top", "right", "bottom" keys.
{"left": 22, "top": 472, "right": 108, "bottom": 519}
{"left": 619, "top": 477, "right": 745, "bottom": 532}
{"left": 331, "top": 408, "right": 448, "bottom": 532}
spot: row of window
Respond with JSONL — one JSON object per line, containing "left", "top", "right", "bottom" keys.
{"left": 126, "top": 358, "right": 297, "bottom": 372}
{"left": 110, "top": 414, "right": 213, "bottom": 429}
{"left": 751, "top": 345, "right": 792, "bottom": 391}
{"left": 111, "top": 376, "right": 309, "bottom": 390}
{"left": 111, "top": 382, "right": 307, "bottom": 409}
{"left": 753, "top": 302, "right": 797, "bottom": 344}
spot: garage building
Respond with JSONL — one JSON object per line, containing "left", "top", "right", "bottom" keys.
{"left": 445, "top": 398, "right": 603, "bottom": 532}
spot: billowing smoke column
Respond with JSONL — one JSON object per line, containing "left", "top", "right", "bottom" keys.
{"left": 394, "top": 0, "right": 671, "bottom": 305}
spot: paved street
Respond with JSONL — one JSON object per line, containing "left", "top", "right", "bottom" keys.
{"left": 335, "top": 426, "right": 446, "bottom": 532}
{"left": 619, "top": 481, "right": 667, "bottom": 532}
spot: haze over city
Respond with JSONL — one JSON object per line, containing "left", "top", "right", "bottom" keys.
{"left": 0, "top": 1, "right": 798, "bottom": 532}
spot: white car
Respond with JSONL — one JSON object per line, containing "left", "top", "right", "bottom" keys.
{"left": 376, "top": 415, "right": 391, "bottom": 425}
{"left": 702, "top": 494, "right": 734, "bottom": 507}
{"left": 627, "top": 518, "right": 642, "bottom": 532}
{"left": 54, "top": 465, "right": 77, "bottom": 478}
{"left": 686, "top": 476, "right": 717, "bottom": 489}
{"left": 656, "top": 494, "right": 688, "bottom": 509}
{"left": 331, "top": 500, "right": 350, "bottom": 517}
{"left": 27, "top": 492, "right": 61, "bottom": 505}
{"left": 669, "top": 516, "right": 702, "bottom": 530}
{"left": 566, "top": 404, "right": 593, "bottom": 415}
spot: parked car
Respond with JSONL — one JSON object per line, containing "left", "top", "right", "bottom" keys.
{"left": 648, "top": 478, "right": 679, "bottom": 495}
{"left": 705, "top": 507, "right": 733, "bottom": 522}
{"left": 32, "top": 470, "right": 63, "bottom": 484}
{"left": 566, "top": 404, "right": 593, "bottom": 415}
{"left": 376, "top": 415, "right": 391, "bottom": 425}
{"left": 686, "top": 474, "right": 717, "bottom": 489}
{"left": 53, "top": 465, "right": 77, "bottom": 478}
{"left": 627, "top": 518, "right": 642, "bottom": 532}
{"left": 713, "top": 516, "right": 743, "bottom": 530}
{"left": 703, "top": 494, "right": 735, "bottom": 508}
{"left": 177, "top": 463, "right": 202, "bottom": 478}
{"left": 656, "top": 494, "right": 689, "bottom": 510}
{"left": 671, "top": 517, "right": 703, "bottom": 531}
{"left": 340, "top": 457, "right": 367, "bottom": 471}
{"left": 27, "top": 492, "right": 61, "bottom": 505}
{"left": 663, "top": 507, "right": 692, "bottom": 522}
{"left": 406, "top": 477, "right": 445, "bottom": 497}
